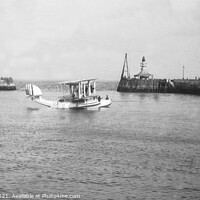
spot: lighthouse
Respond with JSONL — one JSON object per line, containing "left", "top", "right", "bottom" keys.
{"left": 134, "top": 56, "right": 153, "bottom": 79}
{"left": 141, "top": 56, "right": 147, "bottom": 71}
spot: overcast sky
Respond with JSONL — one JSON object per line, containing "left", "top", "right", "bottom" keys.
{"left": 0, "top": 0, "right": 200, "bottom": 80}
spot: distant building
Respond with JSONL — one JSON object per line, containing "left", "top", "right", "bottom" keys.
{"left": 0, "top": 77, "right": 16, "bottom": 90}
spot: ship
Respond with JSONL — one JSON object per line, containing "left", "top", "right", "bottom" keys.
{"left": 0, "top": 77, "right": 16, "bottom": 90}
{"left": 117, "top": 54, "right": 200, "bottom": 95}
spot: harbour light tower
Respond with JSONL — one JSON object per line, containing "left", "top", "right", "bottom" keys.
{"left": 134, "top": 56, "right": 153, "bottom": 79}
{"left": 141, "top": 56, "right": 147, "bottom": 71}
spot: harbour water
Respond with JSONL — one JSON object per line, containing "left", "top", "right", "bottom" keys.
{"left": 0, "top": 81, "right": 200, "bottom": 200}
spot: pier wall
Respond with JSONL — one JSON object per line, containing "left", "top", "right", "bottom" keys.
{"left": 171, "top": 79, "right": 200, "bottom": 95}
{"left": 117, "top": 78, "right": 200, "bottom": 95}
{"left": 117, "top": 78, "right": 171, "bottom": 93}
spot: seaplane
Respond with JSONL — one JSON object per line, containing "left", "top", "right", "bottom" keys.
{"left": 25, "top": 79, "right": 112, "bottom": 109}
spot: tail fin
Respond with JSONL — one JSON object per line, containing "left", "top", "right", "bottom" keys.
{"left": 25, "top": 84, "right": 42, "bottom": 97}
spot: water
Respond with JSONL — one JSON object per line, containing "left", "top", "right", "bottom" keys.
{"left": 0, "top": 81, "right": 200, "bottom": 200}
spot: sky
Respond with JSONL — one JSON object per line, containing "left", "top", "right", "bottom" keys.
{"left": 0, "top": 0, "right": 200, "bottom": 80}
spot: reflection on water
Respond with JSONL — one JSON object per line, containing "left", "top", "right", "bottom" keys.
{"left": 26, "top": 107, "right": 40, "bottom": 112}
{"left": 0, "top": 87, "right": 200, "bottom": 200}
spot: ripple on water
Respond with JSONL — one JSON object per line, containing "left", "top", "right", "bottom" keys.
{"left": 0, "top": 89, "right": 200, "bottom": 199}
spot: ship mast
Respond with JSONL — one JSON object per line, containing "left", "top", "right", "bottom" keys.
{"left": 121, "top": 53, "right": 130, "bottom": 79}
